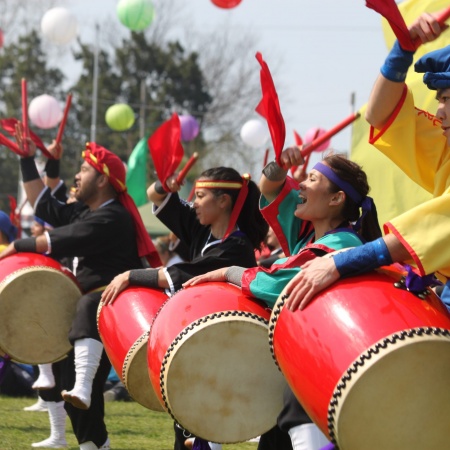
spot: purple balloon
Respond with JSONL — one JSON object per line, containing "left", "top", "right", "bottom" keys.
{"left": 179, "top": 114, "right": 200, "bottom": 142}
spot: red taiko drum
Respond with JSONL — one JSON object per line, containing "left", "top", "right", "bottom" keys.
{"left": 0, "top": 253, "right": 81, "bottom": 364}
{"left": 97, "top": 286, "right": 167, "bottom": 411}
{"left": 147, "top": 282, "right": 287, "bottom": 443}
{"left": 270, "top": 266, "right": 450, "bottom": 450}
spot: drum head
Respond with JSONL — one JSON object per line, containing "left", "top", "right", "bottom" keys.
{"left": 123, "top": 331, "right": 165, "bottom": 412}
{"left": 332, "top": 330, "right": 450, "bottom": 450}
{"left": 0, "top": 266, "right": 81, "bottom": 363}
{"left": 161, "top": 314, "right": 287, "bottom": 443}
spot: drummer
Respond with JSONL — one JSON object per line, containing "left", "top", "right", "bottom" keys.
{"left": 279, "top": 11, "right": 450, "bottom": 312}
{"left": 0, "top": 135, "right": 160, "bottom": 450}
{"left": 101, "top": 166, "right": 268, "bottom": 450}
{"left": 0, "top": 210, "right": 17, "bottom": 251}
{"left": 184, "top": 150, "right": 382, "bottom": 450}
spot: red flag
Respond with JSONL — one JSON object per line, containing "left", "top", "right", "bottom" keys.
{"left": 0, "top": 132, "right": 23, "bottom": 155}
{"left": 0, "top": 118, "right": 54, "bottom": 159}
{"left": 255, "top": 52, "right": 286, "bottom": 165}
{"left": 148, "top": 113, "right": 184, "bottom": 191}
{"left": 366, "top": 0, "right": 415, "bottom": 51}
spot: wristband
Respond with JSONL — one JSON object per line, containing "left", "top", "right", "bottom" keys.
{"left": 14, "top": 237, "right": 37, "bottom": 253}
{"left": 154, "top": 180, "right": 169, "bottom": 195}
{"left": 262, "top": 161, "right": 287, "bottom": 182}
{"left": 44, "top": 159, "right": 60, "bottom": 179}
{"left": 20, "top": 157, "right": 40, "bottom": 182}
{"left": 380, "top": 40, "right": 415, "bottom": 83}
{"left": 225, "top": 266, "right": 245, "bottom": 287}
{"left": 128, "top": 268, "right": 159, "bottom": 288}
{"left": 333, "top": 237, "right": 393, "bottom": 278}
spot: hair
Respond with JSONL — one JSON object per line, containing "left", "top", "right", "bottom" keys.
{"left": 322, "top": 153, "right": 382, "bottom": 242}
{"left": 199, "top": 167, "right": 269, "bottom": 250}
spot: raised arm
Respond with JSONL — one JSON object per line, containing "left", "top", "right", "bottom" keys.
{"left": 259, "top": 146, "right": 304, "bottom": 203}
{"left": 14, "top": 122, "right": 46, "bottom": 208}
{"left": 147, "top": 174, "right": 181, "bottom": 207}
{"left": 366, "top": 12, "right": 445, "bottom": 129}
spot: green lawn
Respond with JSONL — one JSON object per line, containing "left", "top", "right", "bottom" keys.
{"left": 0, "top": 396, "right": 259, "bottom": 449}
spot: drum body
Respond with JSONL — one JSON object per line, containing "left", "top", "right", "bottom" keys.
{"left": 0, "top": 252, "right": 81, "bottom": 364}
{"left": 147, "top": 282, "right": 287, "bottom": 444}
{"left": 270, "top": 266, "right": 450, "bottom": 450}
{"left": 97, "top": 286, "right": 167, "bottom": 411}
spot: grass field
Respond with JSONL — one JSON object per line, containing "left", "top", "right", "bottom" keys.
{"left": 0, "top": 395, "right": 259, "bottom": 450}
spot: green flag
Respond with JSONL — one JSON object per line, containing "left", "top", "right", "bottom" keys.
{"left": 126, "top": 137, "right": 149, "bottom": 207}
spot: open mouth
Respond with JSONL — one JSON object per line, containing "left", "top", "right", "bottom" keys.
{"left": 298, "top": 194, "right": 307, "bottom": 204}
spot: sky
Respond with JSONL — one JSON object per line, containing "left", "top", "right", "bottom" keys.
{"left": 58, "top": 0, "right": 390, "bottom": 165}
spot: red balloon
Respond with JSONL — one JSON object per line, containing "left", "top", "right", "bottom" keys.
{"left": 0, "top": 29, "right": 4, "bottom": 49}
{"left": 211, "top": 0, "right": 242, "bottom": 9}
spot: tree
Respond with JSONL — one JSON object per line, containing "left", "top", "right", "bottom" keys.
{"left": 0, "top": 29, "right": 66, "bottom": 212}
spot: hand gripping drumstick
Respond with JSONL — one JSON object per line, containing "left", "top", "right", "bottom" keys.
{"left": 176, "top": 152, "right": 199, "bottom": 185}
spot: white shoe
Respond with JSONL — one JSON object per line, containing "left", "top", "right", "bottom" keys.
{"left": 31, "top": 436, "right": 67, "bottom": 448}
{"left": 79, "top": 442, "right": 98, "bottom": 450}
{"left": 79, "top": 438, "right": 109, "bottom": 450}
{"left": 62, "top": 338, "right": 103, "bottom": 410}
{"left": 32, "top": 401, "right": 67, "bottom": 448}
{"left": 33, "top": 364, "right": 56, "bottom": 390}
{"left": 24, "top": 397, "right": 48, "bottom": 412}
{"left": 99, "top": 438, "right": 110, "bottom": 449}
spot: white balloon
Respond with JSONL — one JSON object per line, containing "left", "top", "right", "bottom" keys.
{"left": 240, "top": 119, "right": 269, "bottom": 148}
{"left": 29, "top": 94, "right": 63, "bottom": 129}
{"left": 41, "top": 7, "right": 78, "bottom": 45}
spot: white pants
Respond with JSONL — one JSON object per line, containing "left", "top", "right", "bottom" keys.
{"left": 288, "top": 423, "right": 329, "bottom": 450}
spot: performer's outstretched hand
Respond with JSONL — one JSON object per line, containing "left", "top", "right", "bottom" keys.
{"left": 14, "top": 121, "right": 36, "bottom": 157}
{"left": 183, "top": 268, "right": 228, "bottom": 287}
{"left": 47, "top": 139, "right": 63, "bottom": 160}
{"left": 0, "top": 243, "right": 17, "bottom": 260}
{"left": 101, "top": 271, "right": 130, "bottom": 305}
{"left": 284, "top": 257, "right": 340, "bottom": 311}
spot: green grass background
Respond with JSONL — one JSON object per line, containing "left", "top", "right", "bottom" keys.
{"left": 0, "top": 396, "right": 259, "bottom": 449}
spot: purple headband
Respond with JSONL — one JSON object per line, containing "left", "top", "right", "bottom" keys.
{"left": 313, "top": 162, "right": 362, "bottom": 204}
{"left": 313, "top": 162, "right": 375, "bottom": 232}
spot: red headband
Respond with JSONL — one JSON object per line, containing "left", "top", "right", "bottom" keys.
{"left": 196, "top": 174, "right": 251, "bottom": 241}
{"left": 83, "top": 142, "right": 161, "bottom": 267}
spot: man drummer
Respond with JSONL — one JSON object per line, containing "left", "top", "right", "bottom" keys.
{"left": 0, "top": 210, "right": 17, "bottom": 251}
{"left": 0, "top": 138, "right": 160, "bottom": 450}
{"left": 282, "top": 12, "right": 450, "bottom": 312}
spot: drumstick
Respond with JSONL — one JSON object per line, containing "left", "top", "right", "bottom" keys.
{"left": 300, "top": 112, "right": 360, "bottom": 159}
{"left": 176, "top": 152, "right": 199, "bottom": 185}
{"left": 21, "top": 78, "right": 29, "bottom": 154}
{"left": 55, "top": 93, "right": 72, "bottom": 146}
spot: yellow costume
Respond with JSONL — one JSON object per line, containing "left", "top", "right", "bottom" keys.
{"left": 369, "top": 86, "right": 450, "bottom": 281}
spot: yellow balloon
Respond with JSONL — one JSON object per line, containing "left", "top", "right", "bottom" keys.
{"left": 105, "top": 104, "right": 135, "bottom": 131}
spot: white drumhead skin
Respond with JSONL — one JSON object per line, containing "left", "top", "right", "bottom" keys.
{"left": 0, "top": 267, "right": 81, "bottom": 363}
{"left": 123, "top": 332, "right": 165, "bottom": 412}
{"left": 332, "top": 332, "right": 450, "bottom": 450}
{"left": 162, "top": 315, "right": 287, "bottom": 443}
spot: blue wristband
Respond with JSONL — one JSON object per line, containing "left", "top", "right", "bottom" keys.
{"left": 333, "top": 237, "right": 393, "bottom": 278}
{"left": 380, "top": 40, "right": 415, "bottom": 82}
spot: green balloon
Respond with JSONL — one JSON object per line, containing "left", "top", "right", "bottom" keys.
{"left": 117, "top": 0, "right": 154, "bottom": 32}
{"left": 105, "top": 103, "right": 135, "bottom": 131}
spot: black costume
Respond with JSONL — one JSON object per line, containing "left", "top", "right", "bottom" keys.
{"left": 35, "top": 188, "right": 143, "bottom": 446}
{"left": 154, "top": 193, "right": 258, "bottom": 449}
{"left": 154, "top": 193, "right": 257, "bottom": 294}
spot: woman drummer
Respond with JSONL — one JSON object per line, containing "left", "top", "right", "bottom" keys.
{"left": 101, "top": 165, "right": 268, "bottom": 450}
{"left": 184, "top": 148, "right": 382, "bottom": 450}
